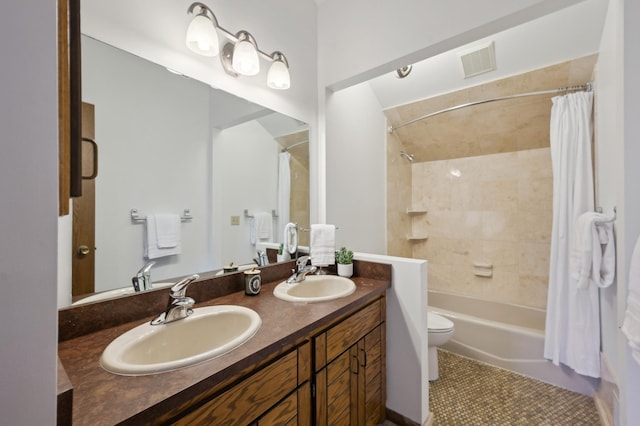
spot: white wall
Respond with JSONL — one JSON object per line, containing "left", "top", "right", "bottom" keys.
{"left": 0, "top": 0, "right": 58, "bottom": 423}
{"left": 82, "top": 37, "right": 213, "bottom": 292}
{"left": 317, "top": 0, "right": 589, "bottom": 90}
{"left": 325, "top": 83, "right": 387, "bottom": 254}
{"left": 595, "top": 0, "right": 623, "bottom": 386}
{"left": 212, "top": 121, "right": 279, "bottom": 268}
{"left": 596, "top": 1, "right": 640, "bottom": 425}
{"left": 356, "top": 253, "right": 428, "bottom": 424}
{"left": 621, "top": 0, "right": 640, "bottom": 423}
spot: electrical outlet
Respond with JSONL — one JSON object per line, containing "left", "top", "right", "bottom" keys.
{"left": 231, "top": 216, "right": 240, "bottom": 226}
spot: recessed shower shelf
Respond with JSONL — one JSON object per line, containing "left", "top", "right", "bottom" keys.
{"left": 406, "top": 209, "right": 427, "bottom": 215}
{"left": 406, "top": 235, "right": 428, "bottom": 241}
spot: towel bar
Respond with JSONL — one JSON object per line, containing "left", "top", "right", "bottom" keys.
{"left": 243, "top": 209, "right": 278, "bottom": 219}
{"left": 595, "top": 206, "right": 617, "bottom": 224}
{"left": 130, "top": 208, "right": 193, "bottom": 222}
{"left": 297, "top": 225, "right": 340, "bottom": 232}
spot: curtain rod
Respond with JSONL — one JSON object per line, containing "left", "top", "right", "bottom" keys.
{"left": 388, "top": 82, "right": 593, "bottom": 133}
{"left": 281, "top": 139, "right": 309, "bottom": 152}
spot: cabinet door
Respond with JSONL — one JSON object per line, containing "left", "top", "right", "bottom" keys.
{"left": 316, "top": 327, "right": 385, "bottom": 426}
{"left": 316, "top": 348, "right": 358, "bottom": 426}
{"left": 258, "top": 383, "right": 311, "bottom": 426}
{"left": 361, "top": 325, "right": 384, "bottom": 425}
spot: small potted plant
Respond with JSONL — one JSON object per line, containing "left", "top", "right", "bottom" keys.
{"left": 277, "top": 243, "right": 290, "bottom": 262}
{"left": 335, "top": 246, "right": 354, "bottom": 277}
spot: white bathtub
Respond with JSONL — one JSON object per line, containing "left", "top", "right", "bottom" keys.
{"left": 428, "top": 290, "right": 597, "bottom": 395}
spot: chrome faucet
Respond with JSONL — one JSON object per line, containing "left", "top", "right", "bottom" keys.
{"left": 150, "top": 274, "right": 199, "bottom": 325}
{"left": 132, "top": 261, "right": 155, "bottom": 292}
{"left": 286, "top": 256, "right": 317, "bottom": 284}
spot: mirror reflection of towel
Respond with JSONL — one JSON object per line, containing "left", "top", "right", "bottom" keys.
{"left": 145, "top": 214, "right": 182, "bottom": 259}
{"left": 254, "top": 212, "right": 272, "bottom": 241}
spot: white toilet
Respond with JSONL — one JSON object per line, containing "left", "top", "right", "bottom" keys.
{"left": 428, "top": 311, "right": 455, "bottom": 381}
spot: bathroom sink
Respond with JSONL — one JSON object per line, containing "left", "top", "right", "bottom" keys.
{"left": 273, "top": 275, "right": 356, "bottom": 303}
{"left": 100, "top": 305, "right": 262, "bottom": 375}
{"left": 72, "top": 282, "right": 174, "bottom": 305}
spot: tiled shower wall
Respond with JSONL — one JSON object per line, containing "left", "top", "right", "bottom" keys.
{"left": 411, "top": 149, "right": 552, "bottom": 309}
{"left": 386, "top": 55, "right": 597, "bottom": 309}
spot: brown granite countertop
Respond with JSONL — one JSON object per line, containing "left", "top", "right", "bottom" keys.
{"left": 58, "top": 268, "right": 390, "bottom": 425}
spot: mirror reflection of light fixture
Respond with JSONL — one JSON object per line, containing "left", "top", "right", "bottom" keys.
{"left": 186, "top": 2, "right": 220, "bottom": 57}
{"left": 185, "top": 3, "right": 290, "bottom": 89}
{"left": 267, "top": 52, "right": 290, "bottom": 90}
{"left": 232, "top": 31, "right": 260, "bottom": 76}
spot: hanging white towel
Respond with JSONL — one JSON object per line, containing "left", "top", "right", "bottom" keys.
{"left": 145, "top": 214, "right": 182, "bottom": 259}
{"left": 310, "top": 224, "right": 336, "bottom": 266}
{"left": 155, "top": 213, "right": 181, "bottom": 248}
{"left": 570, "top": 212, "right": 615, "bottom": 289}
{"left": 622, "top": 236, "right": 640, "bottom": 366}
{"left": 253, "top": 212, "right": 272, "bottom": 241}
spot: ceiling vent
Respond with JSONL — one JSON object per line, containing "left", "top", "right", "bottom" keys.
{"left": 458, "top": 41, "right": 496, "bottom": 79}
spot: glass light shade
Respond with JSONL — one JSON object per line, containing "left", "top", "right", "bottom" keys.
{"left": 232, "top": 39, "right": 260, "bottom": 76}
{"left": 186, "top": 14, "right": 219, "bottom": 57}
{"left": 267, "top": 60, "right": 290, "bottom": 90}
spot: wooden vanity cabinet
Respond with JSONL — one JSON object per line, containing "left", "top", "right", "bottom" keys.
{"left": 313, "top": 297, "right": 386, "bottom": 426}
{"left": 171, "top": 342, "right": 312, "bottom": 426}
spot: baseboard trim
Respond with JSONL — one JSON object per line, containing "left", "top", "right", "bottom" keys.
{"left": 424, "top": 411, "right": 435, "bottom": 426}
{"left": 593, "top": 393, "right": 613, "bottom": 426}
{"left": 386, "top": 408, "right": 434, "bottom": 426}
{"left": 386, "top": 408, "right": 418, "bottom": 426}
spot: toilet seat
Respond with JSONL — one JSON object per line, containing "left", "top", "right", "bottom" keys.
{"left": 428, "top": 312, "right": 454, "bottom": 333}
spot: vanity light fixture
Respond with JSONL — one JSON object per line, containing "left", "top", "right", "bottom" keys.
{"left": 185, "top": 2, "right": 291, "bottom": 89}
{"left": 232, "top": 31, "right": 260, "bottom": 76}
{"left": 186, "top": 2, "right": 220, "bottom": 57}
{"left": 267, "top": 52, "right": 290, "bottom": 90}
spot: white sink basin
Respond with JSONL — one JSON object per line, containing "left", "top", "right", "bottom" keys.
{"left": 72, "top": 282, "right": 174, "bottom": 305}
{"left": 100, "top": 305, "right": 261, "bottom": 375}
{"left": 273, "top": 275, "right": 356, "bottom": 303}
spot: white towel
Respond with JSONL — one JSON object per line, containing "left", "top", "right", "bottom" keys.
{"left": 622, "top": 236, "right": 640, "bottom": 366}
{"left": 310, "top": 224, "right": 336, "bottom": 266}
{"left": 254, "top": 212, "right": 272, "bottom": 241}
{"left": 145, "top": 214, "right": 182, "bottom": 259}
{"left": 155, "top": 213, "right": 180, "bottom": 248}
{"left": 570, "top": 212, "right": 615, "bottom": 289}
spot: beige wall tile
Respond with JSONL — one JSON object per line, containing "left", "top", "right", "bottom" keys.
{"left": 387, "top": 57, "right": 596, "bottom": 309}
{"left": 482, "top": 211, "right": 518, "bottom": 242}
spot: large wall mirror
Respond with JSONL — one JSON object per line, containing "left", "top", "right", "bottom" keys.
{"left": 64, "top": 33, "right": 309, "bottom": 305}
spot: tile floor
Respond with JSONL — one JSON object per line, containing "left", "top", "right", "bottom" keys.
{"left": 428, "top": 349, "right": 601, "bottom": 425}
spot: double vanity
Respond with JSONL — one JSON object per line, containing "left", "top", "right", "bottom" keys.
{"left": 57, "top": 259, "right": 391, "bottom": 425}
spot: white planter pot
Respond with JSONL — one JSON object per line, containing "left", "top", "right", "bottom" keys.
{"left": 337, "top": 263, "right": 353, "bottom": 278}
{"left": 277, "top": 252, "right": 290, "bottom": 263}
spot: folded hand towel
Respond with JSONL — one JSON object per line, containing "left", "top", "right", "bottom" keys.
{"left": 571, "top": 212, "right": 615, "bottom": 289}
{"left": 155, "top": 213, "right": 180, "bottom": 248}
{"left": 310, "top": 224, "right": 336, "bottom": 266}
{"left": 145, "top": 214, "right": 182, "bottom": 259}
{"left": 254, "top": 212, "right": 272, "bottom": 240}
{"left": 622, "top": 236, "right": 640, "bottom": 366}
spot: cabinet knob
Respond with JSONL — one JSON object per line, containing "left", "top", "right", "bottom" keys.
{"left": 78, "top": 245, "right": 90, "bottom": 256}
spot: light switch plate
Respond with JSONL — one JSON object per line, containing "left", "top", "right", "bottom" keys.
{"left": 231, "top": 215, "right": 240, "bottom": 226}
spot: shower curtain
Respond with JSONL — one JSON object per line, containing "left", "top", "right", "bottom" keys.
{"left": 277, "top": 151, "right": 291, "bottom": 242}
{"left": 543, "top": 91, "right": 600, "bottom": 377}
